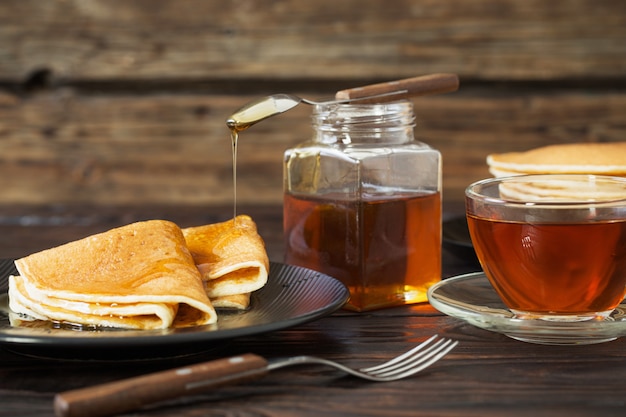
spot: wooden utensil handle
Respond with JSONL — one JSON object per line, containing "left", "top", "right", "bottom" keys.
{"left": 335, "top": 73, "right": 459, "bottom": 103}
{"left": 53, "top": 353, "right": 269, "bottom": 417}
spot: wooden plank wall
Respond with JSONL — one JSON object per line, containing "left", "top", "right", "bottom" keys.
{"left": 0, "top": 0, "right": 625, "bottom": 207}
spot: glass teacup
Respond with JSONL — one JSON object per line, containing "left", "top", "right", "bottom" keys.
{"left": 466, "top": 174, "right": 626, "bottom": 322}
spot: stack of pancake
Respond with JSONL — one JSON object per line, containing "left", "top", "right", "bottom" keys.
{"left": 485, "top": 142, "right": 626, "bottom": 201}
{"left": 486, "top": 142, "right": 626, "bottom": 178}
{"left": 8, "top": 215, "right": 269, "bottom": 330}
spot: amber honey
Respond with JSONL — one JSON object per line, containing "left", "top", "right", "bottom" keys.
{"left": 284, "top": 191, "right": 441, "bottom": 311}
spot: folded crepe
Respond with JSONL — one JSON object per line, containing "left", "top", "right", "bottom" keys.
{"left": 183, "top": 215, "right": 269, "bottom": 310}
{"left": 9, "top": 220, "right": 217, "bottom": 329}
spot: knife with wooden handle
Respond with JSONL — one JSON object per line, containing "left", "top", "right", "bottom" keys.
{"left": 54, "top": 353, "right": 269, "bottom": 417}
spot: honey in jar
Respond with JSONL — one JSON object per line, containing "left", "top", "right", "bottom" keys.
{"left": 283, "top": 100, "right": 441, "bottom": 311}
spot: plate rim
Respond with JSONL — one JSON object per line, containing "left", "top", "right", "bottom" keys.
{"left": 0, "top": 260, "right": 350, "bottom": 348}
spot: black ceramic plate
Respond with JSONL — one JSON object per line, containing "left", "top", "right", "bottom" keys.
{"left": 0, "top": 260, "right": 349, "bottom": 359}
{"left": 442, "top": 216, "right": 480, "bottom": 266}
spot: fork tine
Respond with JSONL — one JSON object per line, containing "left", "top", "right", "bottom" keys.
{"left": 366, "top": 340, "right": 459, "bottom": 379}
{"left": 365, "top": 338, "right": 449, "bottom": 375}
{"left": 361, "top": 335, "right": 440, "bottom": 372}
{"left": 394, "top": 339, "right": 459, "bottom": 378}
{"left": 381, "top": 339, "right": 456, "bottom": 376}
{"left": 366, "top": 339, "right": 458, "bottom": 379}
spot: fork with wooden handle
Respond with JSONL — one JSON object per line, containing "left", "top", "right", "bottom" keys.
{"left": 54, "top": 335, "right": 457, "bottom": 417}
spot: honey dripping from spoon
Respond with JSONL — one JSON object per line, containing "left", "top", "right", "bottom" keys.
{"left": 225, "top": 74, "right": 460, "bottom": 221}
{"left": 226, "top": 95, "right": 302, "bottom": 221}
{"left": 227, "top": 124, "right": 240, "bottom": 221}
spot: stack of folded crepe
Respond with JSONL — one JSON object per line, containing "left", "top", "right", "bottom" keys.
{"left": 9, "top": 220, "right": 217, "bottom": 330}
{"left": 8, "top": 215, "right": 269, "bottom": 330}
{"left": 486, "top": 142, "right": 626, "bottom": 178}
{"left": 183, "top": 215, "right": 269, "bottom": 310}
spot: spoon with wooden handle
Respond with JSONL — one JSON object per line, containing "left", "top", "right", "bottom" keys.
{"left": 227, "top": 73, "right": 459, "bottom": 131}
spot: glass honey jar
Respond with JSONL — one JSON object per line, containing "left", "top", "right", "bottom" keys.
{"left": 283, "top": 100, "right": 442, "bottom": 311}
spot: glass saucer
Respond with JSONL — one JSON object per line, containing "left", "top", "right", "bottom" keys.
{"left": 427, "top": 272, "right": 626, "bottom": 345}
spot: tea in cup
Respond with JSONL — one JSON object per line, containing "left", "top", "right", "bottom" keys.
{"left": 465, "top": 174, "right": 626, "bottom": 321}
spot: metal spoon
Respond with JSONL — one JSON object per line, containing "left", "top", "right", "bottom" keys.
{"left": 226, "top": 73, "right": 459, "bottom": 132}
{"left": 225, "top": 91, "right": 405, "bottom": 132}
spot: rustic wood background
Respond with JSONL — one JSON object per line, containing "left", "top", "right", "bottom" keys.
{"left": 1, "top": 0, "right": 625, "bottom": 208}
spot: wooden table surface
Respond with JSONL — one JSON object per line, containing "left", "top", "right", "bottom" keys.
{"left": 1, "top": 204, "right": 625, "bottom": 417}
